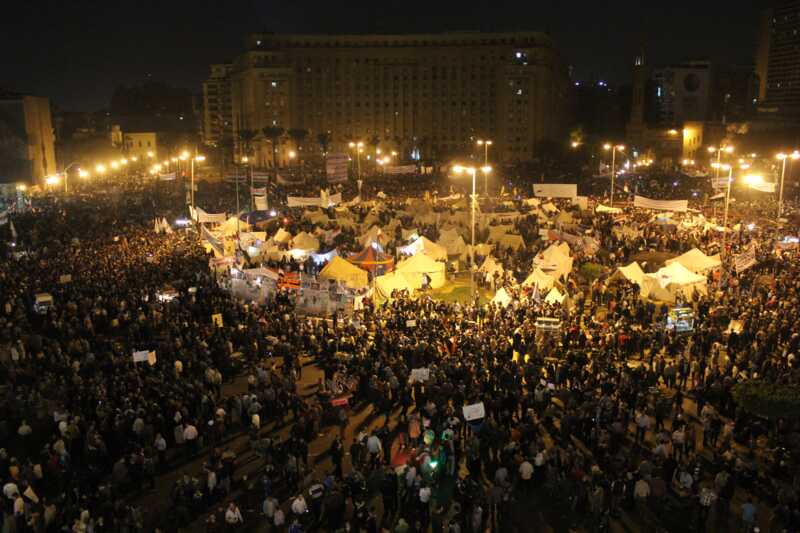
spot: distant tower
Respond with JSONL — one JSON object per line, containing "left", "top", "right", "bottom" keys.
{"left": 630, "top": 49, "right": 647, "bottom": 126}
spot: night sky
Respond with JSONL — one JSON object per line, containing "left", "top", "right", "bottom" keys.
{"left": 0, "top": 0, "right": 761, "bottom": 111}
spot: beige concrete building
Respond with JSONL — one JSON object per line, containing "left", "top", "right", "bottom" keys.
{"left": 122, "top": 132, "right": 157, "bottom": 160}
{"left": 202, "top": 64, "right": 234, "bottom": 147}
{"left": 225, "top": 31, "right": 570, "bottom": 166}
{"left": 0, "top": 93, "right": 56, "bottom": 184}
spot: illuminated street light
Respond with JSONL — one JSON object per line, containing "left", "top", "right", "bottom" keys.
{"left": 476, "top": 139, "right": 493, "bottom": 193}
{"left": 16, "top": 184, "right": 27, "bottom": 191}
{"left": 110, "top": 161, "right": 119, "bottom": 169}
{"left": 79, "top": 170, "right": 89, "bottom": 178}
{"left": 95, "top": 164, "right": 106, "bottom": 173}
{"left": 45, "top": 175, "right": 60, "bottom": 186}
{"left": 452, "top": 164, "right": 491, "bottom": 296}
{"left": 241, "top": 156, "right": 249, "bottom": 163}
{"left": 195, "top": 155, "right": 206, "bottom": 162}
{"left": 743, "top": 174, "right": 764, "bottom": 186}
{"left": 603, "top": 143, "right": 625, "bottom": 207}
{"left": 288, "top": 151, "right": 296, "bottom": 159}
{"left": 147, "top": 151, "right": 154, "bottom": 158}
{"left": 131, "top": 156, "right": 138, "bottom": 162}
{"left": 121, "top": 158, "right": 128, "bottom": 164}
{"left": 776, "top": 151, "right": 800, "bottom": 219}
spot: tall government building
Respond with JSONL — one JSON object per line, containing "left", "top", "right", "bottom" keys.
{"left": 756, "top": 0, "right": 800, "bottom": 121}
{"left": 203, "top": 31, "right": 570, "bottom": 167}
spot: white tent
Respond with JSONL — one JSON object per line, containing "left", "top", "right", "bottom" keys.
{"left": 491, "top": 287, "right": 513, "bottom": 308}
{"left": 544, "top": 287, "right": 566, "bottom": 305}
{"left": 291, "top": 231, "right": 320, "bottom": 252}
{"left": 498, "top": 234, "right": 525, "bottom": 251}
{"left": 461, "top": 243, "right": 494, "bottom": 262}
{"left": 438, "top": 228, "right": 467, "bottom": 256}
{"left": 359, "top": 225, "right": 388, "bottom": 248}
{"left": 373, "top": 272, "right": 414, "bottom": 304}
{"left": 522, "top": 267, "right": 555, "bottom": 290}
{"left": 396, "top": 253, "right": 446, "bottom": 289}
{"left": 218, "top": 216, "right": 251, "bottom": 237}
{"left": 611, "top": 261, "right": 647, "bottom": 286}
{"left": 401, "top": 228, "right": 420, "bottom": 241}
{"left": 534, "top": 242, "right": 573, "bottom": 280}
{"left": 665, "top": 248, "right": 722, "bottom": 273}
{"left": 645, "top": 262, "right": 708, "bottom": 302}
{"left": 478, "top": 255, "right": 504, "bottom": 280}
{"left": 319, "top": 256, "right": 369, "bottom": 289}
{"left": 399, "top": 236, "right": 448, "bottom": 261}
{"left": 487, "top": 225, "right": 514, "bottom": 244}
{"left": 273, "top": 228, "right": 292, "bottom": 244}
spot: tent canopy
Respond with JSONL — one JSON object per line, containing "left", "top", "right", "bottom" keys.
{"left": 534, "top": 242, "right": 573, "bottom": 280}
{"left": 348, "top": 245, "right": 395, "bottom": 274}
{"left": 396, "top": 253, "right": 446, "bottom": 289}
{"left": 359, "top": 225, "right": 389, "bottom": 248}
{"left": 492, "top": 287, "right": 513, "bottom": 307}
{"left": 273, "top": 228, "right": 292, "bottom": 244}
{"left": 373, "top": 271, "right": 414, "bottom": 305}
{"left": 399, "top": 236, "right": 448, "bottom": 261}
{"left": 291, "top": 231, "right": 320, "bottom": 252}
{"left": 319, "top": 256, "right": 369, "bottom": 289}
{"left": 218, "top": 216, "right": 251, "bottom": 237}
{"left": 522, "top": 267, "right": 555, "bottom": 290}
{"left": 665, "top": 248, "right": 722, "bottom": 273}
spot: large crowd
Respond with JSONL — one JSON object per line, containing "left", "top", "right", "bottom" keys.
{"left": 0, "top": 169, "right": 799, "bottom": 533}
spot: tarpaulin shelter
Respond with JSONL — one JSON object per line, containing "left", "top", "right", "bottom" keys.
{"left": 396, "top": 253, "right": 446, "bottom": 289}
{"left": 359, "top": 225, "right": 389, "bottom": 248}
{"left": 534, "top": 242, "right": 573, "bottom": 280}
{"left": 291, "top": 231, "right": 320, "bottom": 252}
{"left": 348, "top": 246, "right": 395, "bottom": 275}
{"left": 273, "top": 228, "right": 292, "bottom": 244}
{"left": 218, "top": 216, "right": 251, "bottom": 237}
{"left": 491, "top": 287, "right": 513, "bottom": 307}
{"left": 645, "top": 262, "right": 707, "bottom": 302}
{"left": 522, "top": 267, "right": 555, "bottom": 290}
{"left": 399, "top": 236, "right": 448, "bottom": 261}
{"left": 373, "top": 271, "right": 414, "bottom": 305}
{"left": 665, "top": 248, "right": 722, "bottom": 273}
{"left": 319, "top": 256, "right": 369, "bottom": 289}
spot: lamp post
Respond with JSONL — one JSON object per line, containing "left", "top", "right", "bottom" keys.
{"left": 603, "top": 143, "right": 625, "bottom": 207}
{"left": 708, "top": 144, "right": 734, "bottom": 179}
{"left": 348, "top": 141, "right": 364, "bottom": 179}
{"left": 189, "top": 154, "right": 205, "bottom": 210}
{"left": 453, "top": 164, "right": 491, "bottom": 298}
{"left": 776, "top": 151, "right": 800, "bottom": 219}
{"left": 476, "top": 140, "right": 493, "bottom": 195}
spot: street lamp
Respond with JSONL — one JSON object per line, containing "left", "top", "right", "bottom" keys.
{"left": 452, "top": 164, "right": 492, "bottom": 298}
{"left": 776, "top": 152, "right": 800, "bottom": 218}
{"left": 79, "top": 170, "right": 89, "bottom": 178}
{"left": 708, "top": 144, "right": 734, "bottom": 179}
{"left": 603, "top": 143, "right": 625, "bottom": 207}
{"left": 190, "top": 154, "right": 205, "bottom": 210}
{"left": 348, "top": 141, "right": 364, "bottom": 179}
{"left": 147, "top": 151, "right": 154, "bottom": 158}
{"left": 476, "top": 139, "right": 493, "bottom": 194}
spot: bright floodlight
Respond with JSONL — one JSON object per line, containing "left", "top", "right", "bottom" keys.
{"left": 725, "top": 146, "right": 734, "bottom": 153}
{"left": 743, "top": 174, "right": 764, "bottom": 185}
{"left": 453, "top": 165, "right": 464, "bottom": 173}
{"left": 777, "top": 153, "right": 787, "bottom": 161}
{"left": 79, "top": 170, "right": 89, "bottom": 178}
{"left": 603, "top": 143, "right": 612, "bottom": 150}
{"left": 481, "top": 165, "right": 492, "bottom": 173}
{"left": 792, "top": 151, "right": 800, "bottom": 160}
{"left": 195, "top": 155, "right": 206, "bottom": 162}
{"left": 147, "top": 151, "right": 154, "bottom": 158}
{"left": 110, "top": 161, "right": 119, "bottom": 169}
{"left": 45, "top": 175, "right": 60, "bottom": 185}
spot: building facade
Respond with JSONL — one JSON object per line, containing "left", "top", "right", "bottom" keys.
{"left": 0, "top": 93, "right": 56, "bottom": 185}
{"left": 756, "top": 0, "right": 800, "bottom": 119}
{"left": 122, "top": 132, "right": 157, "bottom": 160}
{"left": 652, "top": 61, "right": 713, "bottom": 126}
{"left": 224, "top": 32, "right": 570, "bottom": 166}
{"left": 202, "top": 64, "right": 233, "bottom": 147}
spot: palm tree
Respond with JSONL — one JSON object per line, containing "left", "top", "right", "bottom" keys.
{"left": 317, "top": 132, "right": 332, "bottom": 157}
{"left": 287, "top": 128, "right": 309, "bottom": 153}
{"left": 262, "top": 126, "right": 285, "bottom": 168}
{"left": 237, "top": 129, "right": 257, "bottom": 161}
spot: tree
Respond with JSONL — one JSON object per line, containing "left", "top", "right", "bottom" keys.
{"left": 732, "top": 381, "right": 800, "bottom": 420}
{"left": 287, "top": 128, "right": 309, "bottom": 152}
{"left": 317, "top": 132, "right": 332, "bottom": 156}
{"left": 262, "top": 126, "right": 285, "bottom": 168}
{"left": 238, "top": 129, "right": 257, "bottom": 160}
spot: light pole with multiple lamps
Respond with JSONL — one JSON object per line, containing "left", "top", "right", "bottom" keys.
{"left": 603, "top": 143, "right": 625, "bottom": 207}
{"left": 348, "top": 141, "right": 364, "bottom": 179}
{"left": 452, "top": 164, "right": 492, "bottom": 298}
{"left": 776, "top": 151, "right": 800, "bottom": 219}
{"left": 476, "top": 139, "right": 493, "bottom": 195}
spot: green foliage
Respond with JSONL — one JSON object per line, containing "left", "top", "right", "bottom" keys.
{"left": 579, "top": 262, "right": 606, "bottom": 282}
{"left": 732, "top": 381, "right": 800, "bottom": 419}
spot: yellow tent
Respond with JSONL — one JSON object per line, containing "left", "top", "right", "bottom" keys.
{"left": 396, "top": 253, "right": 446, "bottom": 289}
{"left": 373, "top": 271, "right": 415, "bottom": 304}
{"left": 319, "top": 256, "right": 369, "bottom": 289}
